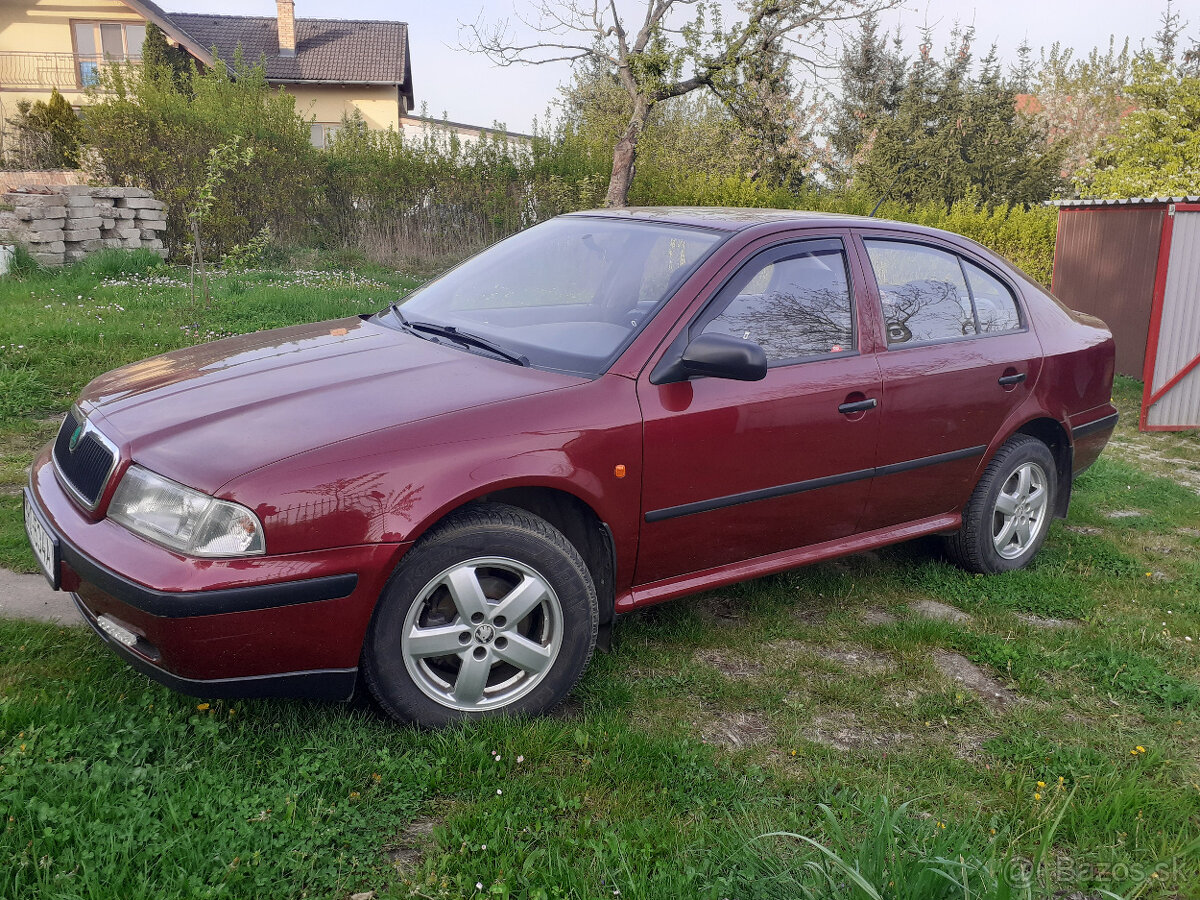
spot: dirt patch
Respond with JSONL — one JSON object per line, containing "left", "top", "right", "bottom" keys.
{"left": 699, "top": 711, "right": 773, "bottom": 749}
{"left": 769, "top": 640, "right": 895, "bottom": 674}
{"left": 1108, "top": 440, "right": 1200, "bottom": 495}
{"left": 695, "top": 648, "right": 765, "bottom": 678}
{"left": 861, "top": 608, "right": 898, "bottom": 625}
{"left": 696, "top": 593, "right": 748, "bottom": 625}
{"left": 932, "top": 650, "right": 1018, "bottom": 711}
{"left": 551, "top": 696, "right": 584, "bottom": 720}
{"left": 1063, "top": 525, "right": 1103, "bottom": 536}
{"left": 945, "top": 727, "right": 998, "bottom": 763}
{"left": 384, "top": 816, "right": 439, "bottom": 868}
{"left": 792, "top": 603, "right": 831, "bottom": 626}
{"left": 912, "top": 600, "right": 973, "bottom": 624}
{"left": 1016, "top": 613, "right": 1079, "bottom": 629}
{"left": 805, "top": 711, "right": 910, "bottom": 751}
{"left": 1104, "top": 509, "right": 1144, "bottom": 519}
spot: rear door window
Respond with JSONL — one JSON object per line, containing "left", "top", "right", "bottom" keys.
{"left": 862, "top": 241, "right": 975, "bottom": 345}
{"left": 863, "top": 239, "right": 1024, "bottom": 346}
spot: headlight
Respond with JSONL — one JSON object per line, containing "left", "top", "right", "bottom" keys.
{"left": 108, "top": 465, "right": 265, "bottom": 557}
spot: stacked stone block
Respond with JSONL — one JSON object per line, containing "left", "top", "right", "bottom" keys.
{"left": 0, "top": 185, "right": 169, "bottom": 267}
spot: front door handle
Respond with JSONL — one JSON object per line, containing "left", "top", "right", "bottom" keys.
{"left": 838, "top": 398, "right": 878, "bottom": 415}
{"left": 997, "top": 372, "right": 1027, "bottom": 386}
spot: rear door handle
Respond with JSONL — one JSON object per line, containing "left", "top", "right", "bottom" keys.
{"left": 997, "top": 373, "right": 1027, "bottom": 386}
{"left": 838, "top": 398, "right": 878, "bottom": 414}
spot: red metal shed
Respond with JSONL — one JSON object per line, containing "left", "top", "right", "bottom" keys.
{"left": 1052, "top": 197, "right": 1200, "bottom": 431}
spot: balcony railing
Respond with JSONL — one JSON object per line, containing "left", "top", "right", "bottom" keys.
{"left": 0, "top": 51, "right": 136, "bottom": 91}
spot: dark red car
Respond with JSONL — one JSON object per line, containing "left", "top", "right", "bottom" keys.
{"left": 24, "top": 209, "right": 1117, "bottom": 725}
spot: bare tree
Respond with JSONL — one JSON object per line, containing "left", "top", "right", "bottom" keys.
{"left": 463, "top": 1, "right": 897, "bottom": 207}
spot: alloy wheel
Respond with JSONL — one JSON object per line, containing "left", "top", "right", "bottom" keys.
{"left": 400, "top": 556, "right": 564, "bottom": 711}
{"left": 991, "top": 461, "right": 1049, "bottom": 560}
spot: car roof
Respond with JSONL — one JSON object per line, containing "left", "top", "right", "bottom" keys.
{"left": 565, "top": 206, "right": 915, "bottom": 233}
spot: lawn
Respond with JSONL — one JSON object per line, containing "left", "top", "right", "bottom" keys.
{"left": 1, "top": 252, "right": 1197, "bottom": 899}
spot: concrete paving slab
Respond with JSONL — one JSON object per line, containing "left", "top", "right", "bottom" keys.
{"left": 0, "top": 568, "right": 81, "bottom": 624}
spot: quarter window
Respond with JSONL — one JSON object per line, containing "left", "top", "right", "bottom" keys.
{"left": 699, "top": 243, "right": 855, "bottom": 363}
{"left": 963, "top": 259, "right": 1022, "bottom": 333}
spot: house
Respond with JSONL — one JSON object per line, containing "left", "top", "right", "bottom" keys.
{"left": 0, "top": 0, "right": 413, "bottom": 149}
{"left": 400, "top": 113, "right": 534, "bottom": 151}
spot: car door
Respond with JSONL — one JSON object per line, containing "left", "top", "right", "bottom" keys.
{"left": 634, "top": 235, "right": 883, "bottom": 587}
{"left": 852, "top": 232, "right": 1044, "bottom": 531}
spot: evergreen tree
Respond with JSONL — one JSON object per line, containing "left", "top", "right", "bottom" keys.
{"left": 141, "top": 22, "right": 198, "bottom": 94}
{"left": 827, "top": 11, "right": 906, "bottom": 181}
{"left": 859, "top": 28, "right": 1064, "bottom": 207}
{"left": 4, "top": 88, "right": 82, "bottom": 168}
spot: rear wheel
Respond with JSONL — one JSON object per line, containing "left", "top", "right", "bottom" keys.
{"left": 945, "top": 435, "right": 1057, "bottom": 574}
{"left": 363, "top": 503, "right": 598, "bottom": 725}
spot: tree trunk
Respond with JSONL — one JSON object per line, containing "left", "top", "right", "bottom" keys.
{"left": 604, "top": 103, "right": 649, "bottom": 208}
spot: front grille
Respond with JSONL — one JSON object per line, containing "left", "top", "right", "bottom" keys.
{"left": 53, "top": 408, "right": 117, "bottom": 508}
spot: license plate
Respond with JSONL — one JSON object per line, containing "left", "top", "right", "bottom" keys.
{"left": 23, "top": 489, "right": 60, "bottom": 590}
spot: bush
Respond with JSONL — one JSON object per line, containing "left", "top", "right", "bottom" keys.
{"left": 83, "top": 52, "right": 321, "bottom": 258}
{"left": 318, "top": 120, "right": 603, "bottom": 266}
{"left": 3, "top": 88, "right": 83, "bottom": 170}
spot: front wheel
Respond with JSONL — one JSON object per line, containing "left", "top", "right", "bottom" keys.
{"left": 945, "top": 435, "right": 1057, "bottom": 574}
{"left": 363, "top": 503, "right": 598, "bottom": 726}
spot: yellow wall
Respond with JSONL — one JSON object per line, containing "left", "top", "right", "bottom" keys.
{"left": 0, "top": 0, "right": 142, "bottom": 106}
{"left": 1, "top": 1, "right": 401, "bottom": 137}
{"left": 288, "top": 84, "right": 401, "bottom": 131}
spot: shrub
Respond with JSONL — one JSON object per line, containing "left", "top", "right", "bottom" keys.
{"left": 318, "top": 121, "right": 603, "bottom": 266}
{"left": 83, "top": 52, "right": 321, "bottom": 258}
{"left": 3, "top": 88, "right": 83, "bottom": 170}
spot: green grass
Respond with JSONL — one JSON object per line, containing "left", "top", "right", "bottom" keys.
{"left": 1, "top": 252, "right": 1199, "bottom": 898}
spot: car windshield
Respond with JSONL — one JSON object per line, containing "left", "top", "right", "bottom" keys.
{"left": 380, "top": 217, "right": 723, "bottom": 376}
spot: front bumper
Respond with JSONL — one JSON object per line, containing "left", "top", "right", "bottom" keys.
{"left": 27, "top": 445, "right": 407, "bottom": 700}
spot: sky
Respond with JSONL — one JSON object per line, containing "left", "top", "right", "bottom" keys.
{"left": 172, "top": 0, "right": 1181, "bottom": 131}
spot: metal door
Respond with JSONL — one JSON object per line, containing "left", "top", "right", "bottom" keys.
{"left": 1142, "top": 204, "right": 1200, "bottom": 430}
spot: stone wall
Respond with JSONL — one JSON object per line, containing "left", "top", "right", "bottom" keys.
{"left": 0, "top": 185, "right": 168, "bottom": 266}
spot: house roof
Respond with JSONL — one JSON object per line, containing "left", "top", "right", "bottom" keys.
{"left": 152, "top": 9, "right": 413, "bottom": 106}
{"left": 121, "top": 0, "right": 226, "bottom": 68}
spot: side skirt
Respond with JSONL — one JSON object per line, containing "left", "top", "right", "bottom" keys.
{"left": 615, "top": 512, "right": 960, "bottom": 613}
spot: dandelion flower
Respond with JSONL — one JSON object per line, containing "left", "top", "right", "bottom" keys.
{"left": 1037, "top": 781, "right": 1046, "bottom": 788}
{"left": 197, "top": 703, "right": 210, "bottom": 711}
{"left": 1034, "top": 793, "right": 1042, "bottom": 800}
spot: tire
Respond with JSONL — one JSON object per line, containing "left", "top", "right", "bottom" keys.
{"left": 945, "top": 435, "right": 1057, "bottom": 574}
{"left": 363, "top": 502, "right": 598, "bottom": 726}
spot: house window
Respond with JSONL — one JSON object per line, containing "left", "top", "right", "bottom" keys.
{"left": 309, "top": 124, "right": 342, "bottom": 149}
{"left": 74, "top": 22, "right": 147, "bottom": 86}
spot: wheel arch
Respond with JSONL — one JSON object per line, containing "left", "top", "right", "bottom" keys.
{"left": 1011, "top": 416, "right": 1072, "bottom": 518}
{"left": 405, "top": 483, "right": 617, "bottom": 628}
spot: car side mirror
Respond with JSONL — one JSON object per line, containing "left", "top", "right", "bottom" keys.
{"left": 670, "top": 333, "right": 767, "bottom": 382}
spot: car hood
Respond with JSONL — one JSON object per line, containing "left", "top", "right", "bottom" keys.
{"left": 79, "top": 316, "right": 583, "bottom": 494}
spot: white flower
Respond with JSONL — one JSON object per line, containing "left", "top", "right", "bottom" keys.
{"left": 497, "top": 789, "right": 502, "bottom": 795}
{"left": 476, "top": 882, "right": 483, "bottom": 891}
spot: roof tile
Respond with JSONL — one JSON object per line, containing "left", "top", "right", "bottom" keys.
{"left": 167, "top": 12, "right": 408, "bottom": 86}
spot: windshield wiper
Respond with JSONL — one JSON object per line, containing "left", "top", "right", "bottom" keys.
{"left": 405, "top": 318, "right": 529, "bottom": 367}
